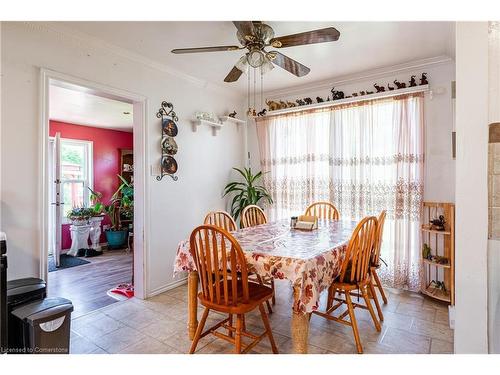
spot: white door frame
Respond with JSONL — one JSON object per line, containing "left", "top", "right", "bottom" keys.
{"left": 39, "top": 68, "right": 149, "bottom": 299}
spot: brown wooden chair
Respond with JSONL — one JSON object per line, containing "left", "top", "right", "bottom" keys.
{"left": 189, "top": 225, "right": 278, "bottom": 354}
{"left": 240, "top": 205, "right": 267, "bottom": 229}
{"left": 239, "top": 205, "right": 276, "bottom": 307}
{"left": 305, "top": 201, "right": 340, "bottom": 220}
{"left": 204, "top": 210, "right": 237, "bottom": 232}
{"left": 313, "top": 216, "right": 381, "bottom": 354}
{"left": 370, "top": 210, "right": 387, "bottom": 319}
{"left": 204, "top": 209, "right": 273, "bottom": 313}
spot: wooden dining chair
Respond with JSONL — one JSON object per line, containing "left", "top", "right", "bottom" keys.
{"left": 188, "top": 225, "right": 278, "bottom": 354}
{"left": 370, "top": 210, "right": 387, "bottom": 320}
{"left": 240, "top": 205, "right": 267, "bottom": 229}
{"left": 204, "top": 209, "right": 273, "bottom": 313}
{"left": 305, "top": 201, "right": 340, "bottom": 220}
{"left": 204, "top": 210, "right": 237, "bottom": 232}
{"left": 239, "top": 205, "right": 276, "bottom": 307}
{"left": 313, "top": 216, "right": 380, "bottom": 354}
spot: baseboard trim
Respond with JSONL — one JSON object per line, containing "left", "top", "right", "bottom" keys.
{"left": 147, "top": 277, "right": 188, "bottom": 298}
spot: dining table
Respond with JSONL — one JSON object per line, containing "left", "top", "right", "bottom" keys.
{"left": 173, "top": 218, "right": 357, "bottom": 354}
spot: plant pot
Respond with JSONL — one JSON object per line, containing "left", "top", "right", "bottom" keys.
{"left": 70, "top": 219, "right": 89, "bottom": 226}
{"left": 105, "top": 230, "right": 128, "bottom": 249}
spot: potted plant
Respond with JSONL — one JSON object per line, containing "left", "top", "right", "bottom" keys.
{"left": 67, "top": 207, "right": 94, "bottom": 225}
{"left": 103, "top": 175, "right": 133, "bottom": 249}
{"left": 222, "top": 167, "right": 273, "bottom": 223}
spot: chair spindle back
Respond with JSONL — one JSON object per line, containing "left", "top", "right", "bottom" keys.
{"left": 340, "top": 216, "right": 378, "bottom": 284}
{"left": 305, "top": 201, "right": 340, "bottom": 220}
{"left": 240, "top": 205, "right": 267, "bottom": 228}
{"left": 190, "top": 225, "right": 250, "bottom": 306}
{"left": 204, "top": 210, "right": 237, "bottom": 232}
{"left": 371, "top": 210, "right": 387, "bottom": 267}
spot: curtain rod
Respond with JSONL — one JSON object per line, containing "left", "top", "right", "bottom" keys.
{"left": 256, "top": 85, "right": 430, "bottom": 119}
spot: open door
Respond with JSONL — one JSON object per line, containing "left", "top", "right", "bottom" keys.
{"left": 49, "top": 132, "right": 62, "bottom": 267}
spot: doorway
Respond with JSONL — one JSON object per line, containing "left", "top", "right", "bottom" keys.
{"left": 40, "top": 70, "right": 147, "bottom": 318}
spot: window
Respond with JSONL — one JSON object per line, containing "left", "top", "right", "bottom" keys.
{"left": 255, "top": 93, "right": 425, "bottom": 291}
{"left": 59, "top": 139, "right": 93, "bottom": 222}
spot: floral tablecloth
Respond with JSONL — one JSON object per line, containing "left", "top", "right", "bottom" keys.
{"left": 173, "top": 219, "right": 357, "bottom": 313}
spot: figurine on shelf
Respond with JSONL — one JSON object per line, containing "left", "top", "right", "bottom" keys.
{"left": 374, "top": 83, "right": 385, "bottom": 92}
{"left": 246, "top": 108, "right": 254, "bottom": 116}
{"left": 409, "top": 75, "right": 417, "bottom": 87}
{"left": 420, "top": 72, "right": 428, "bottom": 85}
{"left": 252, "top": 108, "right": 257, "bottom": 116}
{"left": 304, "top": 97, "right": 313, "bottom": 105}
{"left": 359, "top": 91, "right": 366, "bottom": 96}
{"left": 287, "top": 101, "right": 296, "bottom": 108}
{"left": 366, "top": 90, "right": 374, "bottom": 95}
{"left": 296, "top": 99, "right": 305, "bottom": 106}
{"left": 394, "top": 79, "right": 406, "bottom": 89}
{"left": 326, "top": 96, "right": 331, "bottom": 101}
{"left": 265, "top": 99, "right": 280, "bottom": 111}
{"left": 422, "top": 243, "right": 432, "bottom": 260}
{"left": 316, "top": 96, "right": 324, "bottom": 103}
{"left": 352, "top": 93, "right": 358, "bottom": 97}
{"left": 330, "top": 88, "right": 345, "bottom": 100}
{"left": 430, "top": 215, "right": 446, "bottom": 231}
{"left": 387, "top": 83, "right": 395, "bottom": 91}
{"left": 345, "top": 95, "right": 352, "bottom": 98}
{"left": 257, "top": 109, "right": 267, "bottom": 116}
{"left": 228, "top": 111, "right": 237, "bottom": 118}
{"left": 432, "top": 255, "right": 449, "bottom": 265}
{"left": 279, "top": 101, "right": 288, "bottom": 109}
{"left": 429, "top": 280, "right": 447, "bottom": 292}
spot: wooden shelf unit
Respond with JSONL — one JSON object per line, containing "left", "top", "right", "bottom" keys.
{"left": 420, "top": 202, "right": 455, "bottom": 305}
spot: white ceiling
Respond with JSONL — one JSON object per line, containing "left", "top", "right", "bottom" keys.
{"left": 54, "top": 21, "right": 455, "bottom": 94}
{"left": 49, "top": 83, "right": 134, "bottom": 132}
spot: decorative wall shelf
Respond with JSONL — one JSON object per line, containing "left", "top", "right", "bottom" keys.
{"left": 262, "top": 85, "right": 430, "bottom": 117}
{"left": 192, "top": 118, "right": 224, "bottom": 136}
{"left": 220, "top": 116, "right": 246, "bottom": 125}
{"left": 420, "top": 202, "right": 455, "bottom": 305}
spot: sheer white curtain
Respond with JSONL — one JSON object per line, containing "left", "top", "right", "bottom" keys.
{"left": 256, "top": 93, "right": 425, "bottom": 290}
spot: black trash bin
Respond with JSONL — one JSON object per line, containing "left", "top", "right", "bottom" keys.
{"left": 11, "top": 297, "right": 73, "bottom": 354}
{"left": 6, "top": 277, "right": 46, "bottom": 350}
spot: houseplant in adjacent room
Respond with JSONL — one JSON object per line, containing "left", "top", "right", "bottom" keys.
{"left": 222, "top": 167, "right": 273, "bottom": 223}
{"left": 104, "top": 175, "right": 134, "bottom": 249}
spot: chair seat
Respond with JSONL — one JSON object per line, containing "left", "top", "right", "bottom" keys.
{"left": 199, "top": 280, "right": 273, "bottom": 314}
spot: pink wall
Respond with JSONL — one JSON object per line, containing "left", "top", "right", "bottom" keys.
{"left": 49, "top": 120, "right": 133, "bottom": 249}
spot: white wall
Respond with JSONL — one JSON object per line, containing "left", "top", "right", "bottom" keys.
{"left": 247, "top": 58, "right": 456, "bottom": 204}
{"left": 454, "top": 22, "right": 489, "bottom": 353}
{"left": 0, "top": 22, "right": 246, "bottom": 295}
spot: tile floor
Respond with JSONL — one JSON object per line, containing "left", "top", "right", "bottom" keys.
{"left": 69, "top": 280, "right": 454, "bottom": 354}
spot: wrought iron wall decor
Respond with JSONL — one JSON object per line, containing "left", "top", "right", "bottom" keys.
{"left": 156, "top": 101, "right": 179, "bottom": 181}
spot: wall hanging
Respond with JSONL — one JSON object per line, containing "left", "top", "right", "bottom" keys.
{"left": 156, "top": 101, "right": 179, "bottom": 181}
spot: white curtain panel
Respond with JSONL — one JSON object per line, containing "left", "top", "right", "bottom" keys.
{"left": 256, "top": 93, "right": 425, "bottom": 290}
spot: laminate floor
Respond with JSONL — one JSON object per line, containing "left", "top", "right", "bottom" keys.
{"left": 48, "top": 250, "right": 133, "bottom": 318}
{"left": 69, "top": 280, "right": 454, "bottom": 354}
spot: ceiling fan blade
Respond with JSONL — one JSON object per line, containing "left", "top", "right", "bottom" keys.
{"left": 224, "top": 66, "right": 243, "bottom": 83}
{"left": 171, "top": 46, "right": 240, "bottom": 54}
{"left": 233, "top": 21, "right": 256, "bottom": 39}
{"left": 270, "top": 27, "right": 340, "bottom": 48}
{"left": 270, "top": 51, "right": 310, "bottom": 77}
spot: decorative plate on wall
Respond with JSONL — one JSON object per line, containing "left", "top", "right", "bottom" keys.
{"left": 161, "top": 155, "right": 178, "bottom": 175}
{"left": 156, "top": 101, "right": 179, "bottom": 181}
{"left": 162, "top": 119, "right": 178, "bottom": 137}
{"left": 161, "top": 136, "right": 178, "bottom": 155}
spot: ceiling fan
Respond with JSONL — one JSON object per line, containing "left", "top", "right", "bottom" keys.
{"left": 171, "top": 21, "right": 340, "bottom": 83}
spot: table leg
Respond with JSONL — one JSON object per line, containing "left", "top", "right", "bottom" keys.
{"left": 291, "top": 286, "right": 310, "bottom": 354}
{"left": 188, "top": 271, "right": 199, "bottom": 340}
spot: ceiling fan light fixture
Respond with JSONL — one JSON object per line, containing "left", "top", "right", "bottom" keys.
{"left": 260, "top": 57, "right": 274, "bottom": 74}
{"left": 247, "top": 49, "right": 265, "bottom": 68}
{"left": 235, "top": 54, "right": 249, "bottom": 74}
